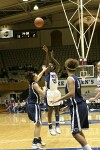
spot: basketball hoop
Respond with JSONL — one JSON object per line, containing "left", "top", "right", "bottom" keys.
{"left": 82, "top": 58, "right": 87, "bottom": 65}
{"left": 79, "top": 58, "right": 87, "bottom": 65}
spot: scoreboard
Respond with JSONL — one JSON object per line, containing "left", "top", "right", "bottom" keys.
{"left": 14, "top": 29, "right": 37, "bottom": 38}
{"left": 0, "top": 29, "right": 37, "bottom": 39}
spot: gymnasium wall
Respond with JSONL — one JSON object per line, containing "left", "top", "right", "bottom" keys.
{"left": 0, "top": 13, "right": 74, "bottom": 50}
{"left": 0, "top": 29, "right": 74, "bottom": 50}
{"left": 0, "top": 78, "right": 97, "bottom": 104}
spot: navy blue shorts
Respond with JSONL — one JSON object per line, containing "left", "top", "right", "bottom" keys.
{"left": 70, "top": 101, "right": 89, "bottom": 134}
{"left": 27, "top": 104, "right": 41, "bottom": 124}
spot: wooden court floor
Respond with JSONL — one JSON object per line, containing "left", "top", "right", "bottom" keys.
{"left": 0, "top": 110, "right": 100, "bottom": 149}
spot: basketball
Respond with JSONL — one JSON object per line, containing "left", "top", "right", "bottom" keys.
{"left": 34, "top": 17, "right": 44, "bottom": 28}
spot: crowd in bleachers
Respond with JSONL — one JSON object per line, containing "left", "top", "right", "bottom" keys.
{"left": 0, "top": 44, "right": 100, "bottom": 83}
{"left": 4, "top": 97, "right": 27, "bottom": 113}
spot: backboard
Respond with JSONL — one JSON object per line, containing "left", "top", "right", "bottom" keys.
{"left": 76, "top": 65, "right": 94, "bottom": 80}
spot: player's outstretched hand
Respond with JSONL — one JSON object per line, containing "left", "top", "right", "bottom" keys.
{"left": 50, "top": 50, "right": 54, "bottom": 58}
{"left": 42, "top": 45, "right": 48, "bottom": 53}
{"left": 88, "top": 97, "right": 96, "bottom": 102}
{"left": 42, "top": 65, "right": 48, "bottom": 72}
{"left": 51, "top": 99, "right": 59, "bottom": 104}
{"left": 42, "top": 86, "right": 47, "bottom": 92}
{"left": 95, "top": 88, "right": 100, "bottom": 93}
{"left": 60, "top": 106, "right": 68, "bottom": 112}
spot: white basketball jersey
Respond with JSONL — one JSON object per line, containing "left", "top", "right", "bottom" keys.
{"left": 97, "top": 75, "right": 100, "bottom": 88}
{"left": 96, "top": 75, "right": 100, "bottom": 102}
{"left": 49, "top": 72, "right": 58, "bottom": 90}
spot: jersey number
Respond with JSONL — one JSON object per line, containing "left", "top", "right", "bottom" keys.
{"left": 52, "top": 79, "right": 57, "bottom": 84}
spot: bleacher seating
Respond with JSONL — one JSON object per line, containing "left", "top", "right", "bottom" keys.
{"left": 0, "top": 44, "right": 100, "bottom": 82}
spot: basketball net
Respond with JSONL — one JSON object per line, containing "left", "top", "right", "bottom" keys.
{"left": 81, "top": 75, "right": 86, "bottom": 81}
{"left": 80, "top": 68, "right": 87, "bottom": 81}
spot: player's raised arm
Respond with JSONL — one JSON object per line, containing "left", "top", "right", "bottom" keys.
{"left": 36, "top": 65, "right": 48, "bottom": 82}
{"left": 42, "top": 45, "right": 49, "bottom": 66}
{"left": 50, "top": 50, "right": 60, "bottom": 74}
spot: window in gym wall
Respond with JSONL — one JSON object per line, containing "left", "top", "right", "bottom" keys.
{"left": 51, "top": 30, "right": 62, "bottom": 46}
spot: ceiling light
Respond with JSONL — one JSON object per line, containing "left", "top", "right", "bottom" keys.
{"left": 22, "top": 0, "right": 28, "bottom": 1}
{"left": 34, "top": 5, "right": 39, "bottom": 10}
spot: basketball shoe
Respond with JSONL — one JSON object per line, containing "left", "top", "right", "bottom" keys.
{"left": 32, "top": 138, "right": 40, "bottom": 149}
{"left": 49, "top": 128, "right": 56, "bottom": 136}
{"left": 38, "top": 137, "right": 46, "bottom": 146}
{"left": 32, "top": 137, "right": 46, "bottom": 148}
{"left": 56, "top": 127, "right": 61, "bottom": 134}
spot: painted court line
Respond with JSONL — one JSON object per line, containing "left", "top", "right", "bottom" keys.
{"left": 0, "top": 138, "right": 100, "bottom": 144}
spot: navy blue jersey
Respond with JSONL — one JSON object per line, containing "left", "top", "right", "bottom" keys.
{"left": 45, "top": 73, "right": 50, "bottom": 89}
{"left": 65, "top": 75, "right": 84, "bottom": 106}
{"left": 28, "top": 82, "right": 40, "bottom": 104}
{"left": 65, "top": 75, "right": 89, "bottom": 134}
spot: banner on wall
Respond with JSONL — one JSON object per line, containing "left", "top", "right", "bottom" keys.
{"left": 0, "top": 30, "right": 13, "bottom": 38}
{"left": 58, "top": 78, "right": 97, "bottom": 87}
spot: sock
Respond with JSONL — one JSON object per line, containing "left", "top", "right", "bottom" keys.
{"left": 55, "top": 114, "right": 60, "bottom": 127}
{"left": 33, "top": 137, "right": 38, "bottom": 144}
{"left": 56, "top": 122, "right": 60, "bottom": 127}
{"left": 83, "top": 144, "right": 92, "bottom": 150}
{"left": 48, "top": 123, "right": 52, "bottom": 129}
{"left": 55, "top": 114, "right": 59, "bottom": 122}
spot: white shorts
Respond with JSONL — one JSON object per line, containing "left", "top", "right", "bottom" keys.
{"left": 47, "top": 89, "right": 61, "bottom": 106}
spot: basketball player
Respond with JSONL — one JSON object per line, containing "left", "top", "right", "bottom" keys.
{"left": 52, "top": 58, "right": 92, "bottom": 150}
{"left": 42, "top": 45, "right": 61, "bottom": 136}
{"left": 89, "top": 61, "right": 100, "bottom": 102}
{"left": 25, "top": 65, "right": 47, "bottom": 149}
